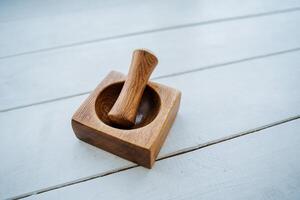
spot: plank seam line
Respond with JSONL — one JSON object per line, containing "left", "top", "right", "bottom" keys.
{"left": 1, "top": 47, "right": 300, "bottom": 113}
{"left": 1, "top": 7, "right": 300, "bottom": 60}
{"left": 10, "top": 115, "right": 300, "bottom": 200}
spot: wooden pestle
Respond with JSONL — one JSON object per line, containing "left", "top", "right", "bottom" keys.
{"left": 108, "top": 49, "right": 158, "bottom": 128}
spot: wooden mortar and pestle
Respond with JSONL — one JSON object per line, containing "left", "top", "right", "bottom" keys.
{"left": 72, "top": 49, "right": 181, "bottom": 168}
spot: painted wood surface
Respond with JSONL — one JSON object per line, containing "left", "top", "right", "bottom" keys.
{"left": 1, "top": 1, "right": 300, "bottom": 199}
{"left": 0, "top": 0, "right": 299, "bottom": 58}
{"left": 1, "top": 51, "right": 299, "bottom": 199}
{"left": 1, "top": 11, "right": 300, "bottom": 111}
{"left": 26, "top": 119, "right": 300, "bottom": 199}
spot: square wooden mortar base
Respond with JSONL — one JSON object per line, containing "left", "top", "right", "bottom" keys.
{"left": 72, "top": 71, "right": 181, "bottom": 168}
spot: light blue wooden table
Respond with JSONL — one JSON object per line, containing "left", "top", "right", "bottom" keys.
{"left": 0, "top": 0, "right": 300, "bottom": 199}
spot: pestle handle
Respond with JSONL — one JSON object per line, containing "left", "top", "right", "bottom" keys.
{"left": 108, "top": 49, "right": 158, "bottom": 127}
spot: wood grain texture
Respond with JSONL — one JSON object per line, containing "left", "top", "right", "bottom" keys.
{"left": 72, "top": 71, "right": 181, "bottom": 168}
{"left": 1, "top": 0, "right": 299, "bottom": 58}
{"left": 26, "top": 119, "right": 300, "bottom": 200}
{"left": 1, "top": 11, "right": 300, "bottom": 112}
{"left": 108, "top": 49, "right": 158, "bottom": 127}
{"left": 1, "top": 51, "right": 299, "bottom": 199}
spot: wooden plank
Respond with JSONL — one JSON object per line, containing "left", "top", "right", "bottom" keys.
{"left": 1, "top": 0, "right": 298, "bottom": 22}
{"left": 0, "top": 0, "right": 299, "bottom": 58}
{"left": 0, "top": 0, "right": 113, "bottom": 21}
{"left": 1, "top": 11, "right": 300, "bottom": 111}
{"left": 25, "top": 119, "right": 300, "bottom": 200}
{"left": 1, "top": 51, "right": 299, "bottom": 199}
